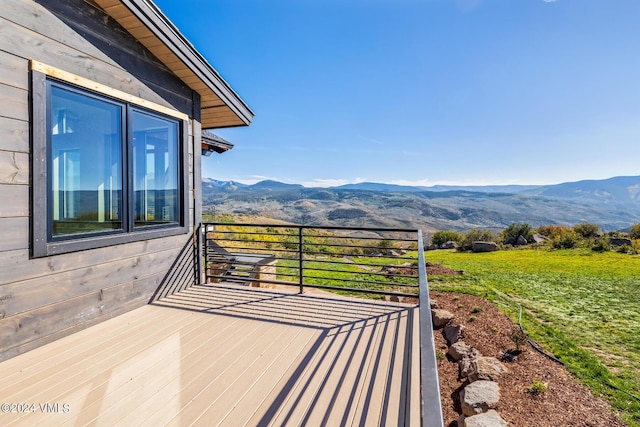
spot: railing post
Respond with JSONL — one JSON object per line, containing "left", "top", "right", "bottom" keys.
{"left": 298, "top": 226, "right": 304, "bottom": 293}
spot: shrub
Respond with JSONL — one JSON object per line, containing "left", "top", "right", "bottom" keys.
{"left": 459, "top": 229, "right": 497, "bottom": 251}
{"left": 471, "top": 305, "right": 484, "bottom": 313}
{"left": 573, "top": 222, "right": 600, "bottom": 239}
{"left": 508, "top": 327, "right": 528, "bottom": 351}
{"left": 431, "top": 230, "right": 463, "bottom": 246}
{"left": 630, "top": 223, "right": 640, "bottom": 240}
{"left": 500, "top": 223, "right": 532, "bottom": 243}
{"left": 591, "top": 238, "right": 610, "bottom": 252}
{"left": 551, "top": 228, "right": 579, "bottom": 249}
{"left": 528, "top": 380, "right": 548, "bottom": 396}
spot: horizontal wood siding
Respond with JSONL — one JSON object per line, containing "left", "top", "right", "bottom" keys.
{"left": 0, "top": 0, "right": 200, "bottom": 361}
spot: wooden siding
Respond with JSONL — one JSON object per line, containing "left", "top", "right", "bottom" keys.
{"left": 0, "top": 285, "right": 421, "bottom": 426}
{"left": 0, "top": 0, "right": 201, "bottom": 362}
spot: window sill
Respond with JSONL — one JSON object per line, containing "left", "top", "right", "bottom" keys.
{"left": 32, "top": 225, "right": 189, "bottom": 258}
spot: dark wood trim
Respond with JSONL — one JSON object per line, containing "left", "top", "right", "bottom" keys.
{"left": 31, "top": 70, "right": 48, "bottom": 258}
{"left": 119, "top": 0, "right": 254, "bottom": 126}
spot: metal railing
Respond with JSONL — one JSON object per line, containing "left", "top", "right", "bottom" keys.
{"left": 203, "top": 223, "right": 420, "bottom": 298}
{"left": 202, "top": 222, "right": 443, "bottom": 426}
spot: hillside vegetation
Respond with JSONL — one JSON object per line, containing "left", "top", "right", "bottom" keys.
{"left": 426, "top": 248, "right": 640, "bottom": 426}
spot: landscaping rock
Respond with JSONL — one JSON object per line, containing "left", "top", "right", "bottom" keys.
{"left": 471, "top": 241, "right": 498, "bottom": 252}
{"left": 430, "top": 300, "right": 439, "bottom": 309}
{"left": 516, "top": 235, "right": 528, "bottom": 246}
{"left": 463, "top": 410, "right": 508, "bottom": 427}
{"left": 504, "top": 237, "right": 515, "bottom": 245}
{"left": 460, "top": 380, "right": 500, "bottom": 416}
{"left": 531, "top": 233, "right": 548, "bottom": 243}
{"left": 432, "top": 309, "right": 454, "bottom": 329}
{"left": 448, "top": 341, "right": 472, "bottom": 361}
{"left": 468, "top": 357, "right": 508, "bottom": 382}
{"left": 609, "top": 237, "right": 632, "bottom": 247}
{"left": 443, "top": 323, "right": 465, "bottom": 345}
{"left": 441, "top": 240, "right": 457, "bottom": 249}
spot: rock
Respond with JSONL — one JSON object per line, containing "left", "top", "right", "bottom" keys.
{"left": 443, "top": 323, "right": 465, "bottom": 345}
{"left": 430, "top": 300, "right": 439, "bottom": 309}
{"left": 448, "top": 341, "right": 472, "bottom": 361}
{"left": 531, "top": 233, "right": 548, "bottom": 243}
{"left": 460, "top": 380, "right": 500, "bottom": 416}
{"left": 463, "top": 410, "right": 508, "bottom": 427}
{"left": 441, "top": 240, "right": 457, "bottom": 249}
{"left": 458, "top": 349, "right": 482, "bottom": 379}
{"left": 471, "top": 241, "right": 498, "bottom": 252}
{"left": 459, "top": 358, "right": 473, "bottom": 379}
{"left": 468, "top": 357, "right": 508, "bottom": 382}
{"left": 431, "top": 309, "right": 454, "bottom": 329}
{"left": 609, "top": 237, "right": 632, "bottom": 247}
{"left": 504, "top": 237, "right": 515, "bottom": 245}
{"left": 516, "top": 235, "right": 528, "bottom": 246}
{"left": 458, "top": 413, "right": 467, "bottom": 427}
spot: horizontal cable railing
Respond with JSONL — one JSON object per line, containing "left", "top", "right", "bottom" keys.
{"left": 203, "top": 222, "right": 420, "bottom": 298}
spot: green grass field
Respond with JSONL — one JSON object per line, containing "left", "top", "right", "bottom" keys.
{"left": 424, "top": 248, "right": 640, "bottom": 426}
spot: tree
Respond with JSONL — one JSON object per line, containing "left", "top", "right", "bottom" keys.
{"left": 431, "top": 230, "right": 463, "bottom": 246}
{"left": 630, "top": 223, "right": 640, "bottom": 240}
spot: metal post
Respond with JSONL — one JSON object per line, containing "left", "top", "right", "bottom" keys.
{"left": 298, "top": 226, "right": 304, "bottom": 293}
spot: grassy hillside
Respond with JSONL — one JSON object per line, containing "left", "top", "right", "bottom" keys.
{"left": 425, "top": 248, "right": 640, "bottom": 426}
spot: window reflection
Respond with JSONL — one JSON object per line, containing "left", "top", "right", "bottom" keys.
{"left": 132, "top": 110, "right": 179, "bottom": 227}
{"left": 50, "top": 86, "right": 123, "bottom": 237}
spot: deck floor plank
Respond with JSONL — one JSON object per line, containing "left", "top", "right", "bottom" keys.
{"left": 0, "top": 284, "right": 421, "bottom": 427}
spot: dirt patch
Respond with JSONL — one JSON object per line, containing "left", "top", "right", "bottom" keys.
{"left": 426, "top": 262, "right": 465, "bottom": 276}
{"left": 431, "top": 291, "right": 626, "bottom": 427}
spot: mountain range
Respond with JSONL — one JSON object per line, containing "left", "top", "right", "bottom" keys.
{"left": 201, "top": 176, "right": 640, "bottom": 232}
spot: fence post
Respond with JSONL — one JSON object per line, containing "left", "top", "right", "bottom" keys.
{"left": 298, "top": 226, "right": 304, "bottom": 293}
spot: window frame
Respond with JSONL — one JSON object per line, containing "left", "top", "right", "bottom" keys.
{"left": 31, "top": 67, "right": 190, "bottom": 258}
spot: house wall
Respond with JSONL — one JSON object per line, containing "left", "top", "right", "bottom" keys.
{"left": 0, "top": 0, "right": 202, "bottom": 361}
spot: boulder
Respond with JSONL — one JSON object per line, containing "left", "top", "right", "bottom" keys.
{"left": 460, "top": 380, "right": 500, "bottom": 416}
{"left": 471, "top": 241, "right": 498, "bottom": 252}
{"left": 443, "top": 323, "right": 465, "bottom": 345}
{"left": 531, "top": 233, "right": 548, "bottom": 243}
{"left": 609, "top": 237, "right": 632, "bottom": 247}
{"left": 463, "top": 410, "right": 508, "bottom": 427}
{"left": 441, "top": 241, "right": 457, "bottom": 249}
{"left": 504, "top": 237, "right": 515, "bottom": 245}
{"left": 515, "top": 235, "right": 528, "bottom": 246}
{"left": 468, "top": 357, "right": 508, "bottom": 382}
{"left": 431, "top": 309, "right": 454, "bottom": 329}
{"left": 448, "top": 341, "right": 472, "bottom": 361}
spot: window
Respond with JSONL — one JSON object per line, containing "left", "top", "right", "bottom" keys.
{"left": 32, "top": 69, "right": 189, "bottom": 257}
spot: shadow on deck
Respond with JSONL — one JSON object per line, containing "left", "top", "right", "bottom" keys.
{"left": 0, "top": 284, "right": 421, "bottom": 426}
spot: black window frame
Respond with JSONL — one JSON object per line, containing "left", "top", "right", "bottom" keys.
{"left": 31, "top": 71, "right": 190, "bottom": 258}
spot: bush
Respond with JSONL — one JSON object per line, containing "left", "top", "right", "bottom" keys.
{"left": 573, "top": 222, "right": 600, "bottom": 239}
{"left": 509, "top": 327, "right": 528, "bottom": 351}
{"left": 591, "top": 238, "right": 610, "bottom": 252}
{"left": 630, "top": 223, "right": 640, "bottom": 240}
{"left": 528, "top": 380, "right": 548, "bottom": 396}
{"left": 500, "top": 223, "right": 532, "bottom": 243}
{"left": 552, "top": 228, "right": 579, "bottom": 249}
{"left": 458, "top": 229, "right": 497, "bottom": 251}
{"left": 431, "top": 230, "right": 463, "bottom": 246}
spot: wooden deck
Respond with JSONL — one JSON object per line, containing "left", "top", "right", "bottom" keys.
{"left": 0, "top": 284, "right": 421, "bottom": 426}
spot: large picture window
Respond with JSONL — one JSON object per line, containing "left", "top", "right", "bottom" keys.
{"left": 32, "top": 70, "right": 189, "bottom": 257}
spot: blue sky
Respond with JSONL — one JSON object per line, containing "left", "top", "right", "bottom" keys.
{"left": 154, "top": 0, "right": 640, "bottom": 187}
